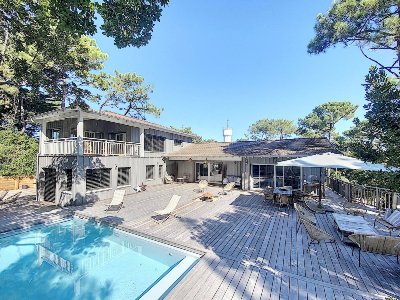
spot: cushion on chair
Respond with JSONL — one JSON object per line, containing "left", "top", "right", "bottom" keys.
{"left": 386, "top": 210, "right": 400, "bottom": 227}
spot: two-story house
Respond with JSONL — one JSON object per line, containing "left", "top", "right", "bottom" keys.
{"left": 34, "top": 108, "right": 194, "bottom": 206}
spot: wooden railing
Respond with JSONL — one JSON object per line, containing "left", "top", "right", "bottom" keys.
{"left": 43, "top": 138, "right": 140, "bottom": 156}
{"left": 326, "top": 176, "right": 398, "bottom": 210}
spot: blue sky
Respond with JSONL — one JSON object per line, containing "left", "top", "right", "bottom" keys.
{"left": 93, "top": 0, "right": 374, "bottom": 141}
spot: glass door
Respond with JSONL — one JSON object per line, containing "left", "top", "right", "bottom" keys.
{"left": 195, "top": 162, "right": 208, "bottom": 181}
{"left": 252, "top": 165, "right": 274, "bottom": 189}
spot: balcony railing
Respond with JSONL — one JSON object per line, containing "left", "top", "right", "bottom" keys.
{"left": 326, "top": 176, "right": 398, "bottom": 210}
{"left": 43, "top": 138, "right": 140, "bottom": 156}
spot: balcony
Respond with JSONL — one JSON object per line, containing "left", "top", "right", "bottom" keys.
{"left": 43, "top": 138, "right": 140, "bottom": 156}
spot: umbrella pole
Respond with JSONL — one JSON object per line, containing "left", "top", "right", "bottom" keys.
{"left": 318, "top": 167, "right": 322, "bottom": 208}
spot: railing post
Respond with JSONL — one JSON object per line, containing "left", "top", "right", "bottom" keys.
{"left": 124, "top": 142, "right": 127, "bottom": 156}
{"left": 392, "top": 192, "right": 398, "bottom": 210}
{"left": 105, "top": 140, "right": 108, "bottom": 156}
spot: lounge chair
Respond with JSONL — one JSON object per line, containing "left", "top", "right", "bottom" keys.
{"left": 164, "top": 175, "right": 174, "bottom": 184}
{"left": 300, "top": 217, "right": 339, "bottom": 257}
{"left": 0, "top": 191, "right": 8, "bottom": 201}
{"left": 305, "top": 199, "right": 334, "bottom": 214}
{"left": 1, "top": 191, "right": 22, "bottom": 205}
{"left": 154, "top": 195, "right": 181, "bottom": 223}
{"left": 198, "top": 180, "right": 208, "bottom": 192}
{"left": 219, "top": 182, "right": 235, "bottom": 195}
{"left": 348, "top": 233, "right": 400, "bottom": 266}
{"left": 374, "top": 209, "right": 400, "bottom": 235}
{"left": 105, "top": 189, "right": 125, "bottom": 212}
{"left": 294, "top": 203, "right": 317, "bottom": 231}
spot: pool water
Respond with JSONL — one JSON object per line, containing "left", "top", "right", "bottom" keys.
{"left": 0, "top": 218, "right": 200, "bottom": 300}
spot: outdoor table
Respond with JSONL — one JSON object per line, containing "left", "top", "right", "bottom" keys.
{"left": 332, "top": 213, "right": 377, "bottom": 243}
{"left": 273, "top": 187, "right": 293, "bottom": 206}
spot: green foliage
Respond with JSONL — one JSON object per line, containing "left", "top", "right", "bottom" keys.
{"left": 308, "top": 0, "right": 400, "bottom": 77}
{"left": 97, "top": 71, "right": 162, "bottom": 119}
{"left": 343, "top": 67, "right": 400, "bottom": 167}
{"left": 0, "top": 130, "right": 38, "bottom": 176}
{"left": 298, "top": 101, "right": 358, "bottom": 141}
{"left": 170, "top": 126, "right": 217, "bottom": 144}
{"left": 99, "top": 0, "right": 169, "bottom": 48}
{"left": 0, "top": 0, "right": 165, "bottom": 133}
{"left": 247, "top": 119, "right": 297, "bottom": 141}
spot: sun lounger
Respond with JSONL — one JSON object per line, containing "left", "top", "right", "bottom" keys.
{"left": 0, "top": 191, "right": 8, "bottom": 201}
{"left": 349, "top": 233, "right": 400, "bottom": 266}
{"left": 374, "top": 209, "right": 400, "bottom": 235}
{"left": 294, "top": 203, "right": 317, "bottom": 226}
{"left": 164, "top": 175, "right": 174, "bottom": 184}
{"left": 154, "top": 195, "right": 181, "bottom": 223}
{"left": 1, "top": 191, "right": 22, "bottom": 205}
{"left": 105, "top": 189, "right": 125, "bottom": 212}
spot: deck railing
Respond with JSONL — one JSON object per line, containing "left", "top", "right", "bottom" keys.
{"left": 43, "top": 137, "right": 140, "bottom": 156}
{"left": 326, "top": 176, "right": 398, "bottom": 210}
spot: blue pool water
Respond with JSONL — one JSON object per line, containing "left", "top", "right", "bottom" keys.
{"left": 0, "top": 218, "right": 200, "bottom": 300}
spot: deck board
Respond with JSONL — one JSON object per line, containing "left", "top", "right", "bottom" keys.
{"left": 1, "top": 184, "right": 399, "bottom": 299}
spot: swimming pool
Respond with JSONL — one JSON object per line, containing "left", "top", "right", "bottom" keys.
{"left": 0, "top": 218, "right": 201, "bottom": 299}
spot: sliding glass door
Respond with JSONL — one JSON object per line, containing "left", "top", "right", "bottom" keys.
{"left": 252, "top": 165, "right": 274, "bottom": 189}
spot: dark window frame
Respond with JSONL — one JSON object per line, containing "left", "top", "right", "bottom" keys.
{"left": 117, "top": 167, "right": 131, "bottom": 186}
{"left": 86, "top": 168, "right": 111, "bottom": 191}
{"left": 146, "top": 165, "right": 155, "bottom": 180}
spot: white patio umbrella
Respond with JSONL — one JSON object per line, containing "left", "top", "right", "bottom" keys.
{"left": 276, "top": 152, "right": 394, "bottom": 207}
{"left": 276, "top": 152, "right": 390, "bottom": 171}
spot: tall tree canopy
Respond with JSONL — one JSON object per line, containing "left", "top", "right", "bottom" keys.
{"left": 297, "top": 101, "right": 358, "bottom": 141}
{"left": 97, "top": 71, "right": 161, "bottom": 120}
{"left": 343, "top": 67, "right": 400, "bottom": 167}
{"left": 247, "top": 119, "right": 297, "bottom": 141}
{"left": 308, "top": 0, "right": 400, "bottom": 77}
{"left": 0, "top": 0, "right": 165, "bottom": 134}
{"left": 170, "top": 126, "right": 217, "bottom": 144}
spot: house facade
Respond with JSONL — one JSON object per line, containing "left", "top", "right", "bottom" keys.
{"left": 34, "top": 108, "right": 339, "bottom": 206}
{"left": 34, "top": 108, "right": 194, "bottom": 206}
{"left": 164, "top": 138, "right": 340, "bottom": 191}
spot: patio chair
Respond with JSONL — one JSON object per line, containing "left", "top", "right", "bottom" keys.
{"left": 348, "top": 233, "right": 400, "bottom": 266}
{"left": 219, "top": 182, "right": 235, "bottom": 195}
{"left": 278, "top": 194, "right": 290, "bottom": 209}
{"left": 294, "top": 203, "right": 317, "bottom": 232}
{"left": 374, "top": 209, "right": 400, "bottom": 236}
{"left": 153, "top": 195, "right": 181, "bottom": 223}
{"left": 164, "top": 175, "right": 174, "bottom": 184}
{"left": 198, "top": 180, "right": 208, "bottom": 192}
{"left": 105, "top": 189, "right": 125, "bottom": 212}
{"left": 1, "top": 191, "right": 22, "bottom": 205}
{"left": 300, "top": 217, "right": 339, "bottom": 257}
{"left": 263, "top": 187, "right": 274, "bottom": 201}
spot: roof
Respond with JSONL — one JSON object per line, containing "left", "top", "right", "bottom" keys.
{"left": 33, "top": 108, "right": 196, "bottom": 138}
{"left": 166, "top": 138, "right": 340, "bottom": 160}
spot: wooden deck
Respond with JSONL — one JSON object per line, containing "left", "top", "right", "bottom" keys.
{"left": 1, "top": 183, "right": 399, "bottom": 299}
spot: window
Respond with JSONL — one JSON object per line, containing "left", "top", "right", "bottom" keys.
{"left": 174, "top": 139, "right": 183, "bottom": 146}
{"left": 85, "top": 131, "right": 104, "bottom": 139}
{"left": 252, "top": 164, "right": 274, "bottom": 189}
{"left": 109, "top": 132, "right": 126, "bottom": 141}
{"left": 86, "top": 168, "right": 111, "bottom": 190}
{"left": 144, "top": 134, "right": 165, "bottom": 152}
{"left": 158, "top": 165, "right": 163, "bottom": 178}
{"left": 210, "top": 163, "right": 222, "bottom": 175}
{"left": 65, "top": 169, "right": 72, "bottom": 191}
{"left": 117, "top": 167, "right": 131, "bottom": 186}
{"left": 146, "top": 165, "right": 154, "bottom": 180}
{"left": 47, "top": 128, "right": 61, "bottom": 140}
